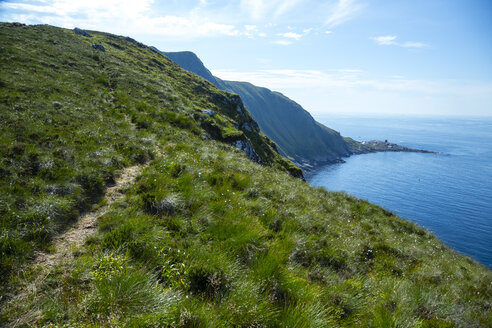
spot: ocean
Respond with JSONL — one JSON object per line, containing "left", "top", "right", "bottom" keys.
{"left": 308, "top": 115, "right": 492, "bottom": 269}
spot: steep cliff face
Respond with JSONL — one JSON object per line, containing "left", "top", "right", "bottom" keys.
{"left": 163, "top": 51, "right": 351, "bottom": 169}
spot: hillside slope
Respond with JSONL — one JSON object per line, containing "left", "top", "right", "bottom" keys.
{"left": 163, "top": 51, "right": 351, "bottom": 169}
{"left": 0, "top": 23, "right": 490, "bottom": 327}
{"left": 0, "top": 21, "right": 300, "bottom": 287}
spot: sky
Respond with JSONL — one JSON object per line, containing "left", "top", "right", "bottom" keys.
{"left": 1, "top": 0, "right": 491, "bottom": 116}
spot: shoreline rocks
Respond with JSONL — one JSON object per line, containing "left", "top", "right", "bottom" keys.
{"left": 301, "top": 139, "right": 435, "bottom": 176}
{"left": 349, "top": 140, "right": 436, "bottom": 155}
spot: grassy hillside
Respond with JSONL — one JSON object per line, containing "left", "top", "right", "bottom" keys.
{"left": 0, "top": 23, "right": 491, "bottom": 327}
{"left": 0, "top": 22, "right": 300, "bottom": 285}
{"left": 163, "top": 51, "right": 351, "bottom": 169}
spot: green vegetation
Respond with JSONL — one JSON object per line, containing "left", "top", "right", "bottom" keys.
{"left": 0, "top": 22, "right": 299, "bottom": 290}
{"left": 164, "top": 51, "right": 352, "bottom": 169}
{"left": 0, "top": 23, "right": 491, "bottom": 327}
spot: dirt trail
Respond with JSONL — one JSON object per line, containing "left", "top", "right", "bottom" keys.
{"left": 33, "top": 164, "right": 146, "bottom": 267}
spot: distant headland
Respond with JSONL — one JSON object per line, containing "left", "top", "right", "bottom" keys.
{"left": 349, "top": 139, "right": 436, "bottom": 156}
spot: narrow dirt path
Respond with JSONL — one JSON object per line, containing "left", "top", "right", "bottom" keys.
{"left": 4, "top": 121, "right": 155, "bottom": 326}
{"left": 33, "top": 163, "right": 147, "bottom": 267}
{"left": 5, "top": 157, "right": 152, "bottom": 327}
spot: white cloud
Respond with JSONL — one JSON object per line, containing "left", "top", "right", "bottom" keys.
{"left": 243, "top": 24, "right": 266, "bottom": 38}
{"left": 1, "top": 0, "right": 362, "bottom": 40}
{"left": 273, "top": 0, "right": 303, "bottom": 18}
{"left": 211, "top": 69, "right": 492, "bottom": 97}
{"left": 372, "top": 35, "right": 428, "bottom": 48}
{"left": 240, "top": 0, "right": 303, "bottom": 20}
{"left": 244, "top": 24, "right": 257, "bottom": 37}
{"left": 212, "top": 69, "right": 492, "bottom": 116}
{"left": 338, "top": 69, "right": 364, "bottom": 73}
{"left": 371, "top": 35, "right": 398, "bottom": 45}
{"left": 1, "top": 0, "right": 153, "bottom": 17}
{"left": 325, "top": 30, "right": 333, "bottom": 34}
{"left": 273, "top": 39, "right": 293, "bottom": 46}
{"left": 239, "top": 0, "right": 362, "bottom": 27}
{"left": 1, "top": 2, "right": 56, "bottom": 13}
{"left": 151, "top": 17, "right": 239, "bottom": 37}
{"left": 402, "top": 41, "right": 427, "bottom": 48}
{"left": 240, "top": 0, "right": 264, "bottom": 20}
{"left": 0, "top": 0, "right": 240, "bottom": 38}
{"left": 325, "top": 0, "right": 363, "bottom": 27}
{"left": 278, "top": 32, "right": 302, "bottom": 40}
{"left": 274, "top": 28, "right": 312, "bottom": 44}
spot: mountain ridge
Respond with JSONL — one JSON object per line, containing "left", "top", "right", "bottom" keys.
{"left": 162, "top": 50, "right": 352, "bottom": 170}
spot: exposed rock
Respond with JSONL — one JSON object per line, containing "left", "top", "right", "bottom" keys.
{"left": 203, "top": 109, "right": 216, "bottom": 117}
{"left": 92, "top": 44, "right": 105, "bottom": 51}
{"left": 124, "top": 36, "right": 146, "bottom": 48}
{"left": 52, "top": 101, "right": 62, "bottom": 109}
{"left": 230, "top": 94, "right": 242, "bottom": 105}
{"left": 73, "top": 27, "right": 92, "bottom": 38}
{"left": 233, "top": 139, "right": 261, "bottom": 164}
{"left": 241, "top": 122, "right": 252, "bottom": 132}
{"left": 236, "top": 106, "right": 244, "bottom": 115}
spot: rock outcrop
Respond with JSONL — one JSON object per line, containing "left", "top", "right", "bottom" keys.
{"left": 92, "top": 44, "right": 105, "bottom": 51}
{"left": 73, "top": 27, "right": 91, "bottom": 38}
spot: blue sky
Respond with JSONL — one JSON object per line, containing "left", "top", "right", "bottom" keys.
{"left": 1, "top": 0, "right": 491, "bottom": 116}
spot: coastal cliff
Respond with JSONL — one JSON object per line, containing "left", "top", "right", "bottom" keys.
{"left": 0, "top": 24, "right": 490, "bottom": 327}
{"left": 163, "top": 51, "right": 352, "bottom": 170}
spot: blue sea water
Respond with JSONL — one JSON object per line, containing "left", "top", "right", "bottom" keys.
{"left": 308, "top": 115, "right": 492, "bottom": 269}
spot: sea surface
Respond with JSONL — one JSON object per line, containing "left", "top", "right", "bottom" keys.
{"left": 308, "top": 115, "right": 492, "bottom": 269}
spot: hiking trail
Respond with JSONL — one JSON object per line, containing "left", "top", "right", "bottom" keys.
{"left": 33, "top": 164, "right": 146, "bottom": 267}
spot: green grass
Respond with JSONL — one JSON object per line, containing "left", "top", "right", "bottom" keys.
{"left": 0, "top": 23, "right": 491, "bottom": 327}
{"left": 0, "top": 22, "right": 299, "bottom": 287}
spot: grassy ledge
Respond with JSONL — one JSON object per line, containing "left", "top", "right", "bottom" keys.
{"left": 0, "top": 23, "right": 490, "bottom": 327}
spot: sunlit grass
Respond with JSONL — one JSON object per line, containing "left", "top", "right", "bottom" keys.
{"left": 0, "top": 23, "right": 490, "bottom": 327}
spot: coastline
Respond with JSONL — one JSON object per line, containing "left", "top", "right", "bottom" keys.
{"left": 302, "top": 115, "right": 492, "bottom": 269}
{"left": 299, "top": 139, "right": 435, "bottom": 176}
{"left": 349, "top": 139, "right": 436, "bottom": 155}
